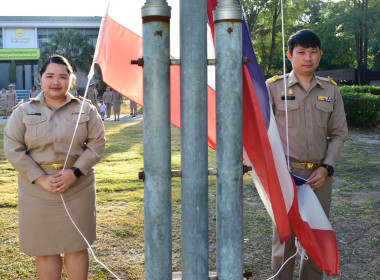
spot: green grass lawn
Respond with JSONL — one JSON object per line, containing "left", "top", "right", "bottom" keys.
{"left": 0, "top": 104, "right": 379, "bottom": 279}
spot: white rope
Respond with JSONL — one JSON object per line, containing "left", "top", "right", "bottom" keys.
{"left": 280, "top": 0, "right": 290, "bottom": 171}
{"left": 59, "top": 63, "right": 121, "bottom": 279}
{"left": 266, "top": 238, "right": 308, "bottom": 280}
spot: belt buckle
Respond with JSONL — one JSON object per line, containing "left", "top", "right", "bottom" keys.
{"left": 52, "top": 163, "right": 63, "bottom": 170}
{"left": 306, "top": 163, "right": 316, "bottom": 170}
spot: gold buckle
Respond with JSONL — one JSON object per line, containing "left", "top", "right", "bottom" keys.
{"left": 301, "top": 162, "right": 319, "bottom": 170}
{"left": 52, "top": 163, "right": 64, "bottom": 170}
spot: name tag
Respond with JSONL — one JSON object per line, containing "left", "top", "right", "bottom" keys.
{"left": 281, "top": 96, "right": 295, "bottom": 100}
{"left": 27, "top": 112, "right": 41, "bottom": 115}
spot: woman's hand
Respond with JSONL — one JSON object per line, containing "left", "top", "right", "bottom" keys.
{"left": 34, "top": 170, "right": 77, "bottom": 194}
{"left": 51, "top": 170, "right": 77, "bottom": 194}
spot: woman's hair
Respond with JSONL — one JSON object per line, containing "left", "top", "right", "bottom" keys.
{"left": 32, "top": 85, "right": 36, "bottom": 90}
{"left": 39, "top": 55, "right": 77, "bottom": 87}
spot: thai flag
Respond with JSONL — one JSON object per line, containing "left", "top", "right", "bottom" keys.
{"left": 94, "top": 0, "right": 338, "bottom": 275}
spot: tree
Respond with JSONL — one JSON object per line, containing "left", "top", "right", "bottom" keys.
{"left": 41, "top": 29, "right": 95, "bottom": 73}
{"left": 9, "top": 60, "right": 17, "bottom": 84}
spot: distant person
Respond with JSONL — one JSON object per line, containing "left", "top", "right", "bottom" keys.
{"left": 6, "top": 84, "right": 17, "bottom": 117}
{"left": 129, "top": 100, "right": 138, "bottom": 117}
{"left": 37, "top": 84, "right": 42, "bottom": 94}
{"left": 29, "top": 85, "right": 39, "bottom": 99}
{"left": 102, "top": 86, "right": 113, "bottom": 118}
{"left": 1, "top": 86, "right": 7, "bottom": 119}
{"left": 87, "top": 84, "right": 98, "bottom": 107}
{"left": 4, "top": 55, "right": 105, "bottom": 279}
{"left": 266, "top": 29, "right": 348, "bottom": 280}
{"left": 112, "top": 91, "right": 123, "bottom": 121}
{"left": 98, "top": 100, "right": 107, "bottom": 121}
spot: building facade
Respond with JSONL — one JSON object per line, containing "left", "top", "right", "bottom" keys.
{"left": 0, "top": 16, "right": 101, "bottom": 91}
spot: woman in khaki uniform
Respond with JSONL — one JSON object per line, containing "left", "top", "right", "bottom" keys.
{"left": 112, "top": 91, "right": 123, "bottom": 121}
{"left": 1, "top": 86, "right": 7, "bottom": 118}
{"left": 4, "top": 55, "right": 105, "bottom": 279}
{"left": 6, "top": 84, "right": 17, "bottom": 116}
{"left": 87, "top": 84, "right": 98, "bottom": 107}
{"left": 29, "top": 85, "right": 39, "bottom": 99}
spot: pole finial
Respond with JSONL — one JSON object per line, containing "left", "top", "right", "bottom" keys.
{"left": 213, "top": 0, "right": 243, "bottom": 22}
{"left": 142, "top": 0, "right": 171, "bottom": 18}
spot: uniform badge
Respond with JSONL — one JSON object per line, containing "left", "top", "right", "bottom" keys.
{"left": 318, "top": 96, "right": 333, "bottom": 102}
{"left": 71, "top": 110, "right": 85, "bottom": 115}
{"left": 288, "top": 89, "right": 293, "bottom": 95}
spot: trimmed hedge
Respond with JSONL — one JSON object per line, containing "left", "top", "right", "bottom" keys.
{"left": 341, "top": 89, "right": 380, "bottom": 127}
{"left": 340, "top": 85, "right": 380, "bottom": 96}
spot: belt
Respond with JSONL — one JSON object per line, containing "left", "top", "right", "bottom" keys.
{"left": 289, "top": 161, "right": 322, "bottom": 171}
{"left": 40, "top": 161, "right": 75, "bottom": 170}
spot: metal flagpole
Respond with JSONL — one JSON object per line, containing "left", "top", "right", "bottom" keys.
{"left": 214, "top": 0, "right": 244, "bottom": 278}
{"left": 141, "top": 1, "right": 172, "bottom": 279}
{"left": 180, "top": 0, "right": 209, "bottom": 279}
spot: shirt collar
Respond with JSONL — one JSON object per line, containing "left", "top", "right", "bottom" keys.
{"left": 288, "top": 70, "right": 323, "bottom": 90}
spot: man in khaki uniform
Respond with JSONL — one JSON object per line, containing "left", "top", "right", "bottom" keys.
{"left": 266, "top": 30, "right": 347, "bottom": 280}
{"left": 102, "top": 86, "right": 113, "bottom": 118}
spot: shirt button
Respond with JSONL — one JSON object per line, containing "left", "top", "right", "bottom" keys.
{"left": 306, "top": 109, "right": 310, "bottom": 113}
{"left": 308, "top": 125, "right": 312, "bottom": 129}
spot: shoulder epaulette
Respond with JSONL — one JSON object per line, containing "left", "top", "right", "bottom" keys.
{"left": 328, "top": 76, "right": 337, "bottom": 86}
{"left": 13, "top": 99, "right": 24, "bottom": 110}
{"left": 76, "top": 95, "right": 92, "bottom": 104}
{"left": 267, "top": 75, "right": 279, "bottom": 83}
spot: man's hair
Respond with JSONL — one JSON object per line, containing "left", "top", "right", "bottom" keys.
{"left": 288, "top": 29, "right": 321, "bottom": 55}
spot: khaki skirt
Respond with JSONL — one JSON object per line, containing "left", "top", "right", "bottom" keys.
{"left": 18, "top": 169, "right": 96, "bottom": 256}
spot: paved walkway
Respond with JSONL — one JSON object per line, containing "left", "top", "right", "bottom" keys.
{"left": 0, "top": 114, "right": 143, "bottom": 125}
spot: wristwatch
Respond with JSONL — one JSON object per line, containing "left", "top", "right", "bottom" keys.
{"left": 321, "top": 164, "right": 334, "bottom": 177}
{"left": 70, "top": 167, "right": 82, "bottom": 178}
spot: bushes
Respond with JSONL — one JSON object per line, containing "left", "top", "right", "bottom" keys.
{"left": 340, "top": 85, "right": 380, "bottom": 96}
{"left": 341, "top": 86, "right": 380, "bottom": 127}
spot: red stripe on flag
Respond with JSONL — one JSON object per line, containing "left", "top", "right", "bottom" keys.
{"left": 243, "top": 66, "right": 291, "bottom": 242}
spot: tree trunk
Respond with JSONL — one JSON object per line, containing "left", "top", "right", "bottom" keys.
{"left": 268, "top": 1, "right": 280, "bottom": 74}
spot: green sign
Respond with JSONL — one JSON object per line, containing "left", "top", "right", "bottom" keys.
{"left": 0, "top": 49, "right": 40, "bottom": 60}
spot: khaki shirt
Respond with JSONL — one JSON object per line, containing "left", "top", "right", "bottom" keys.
{"left": 87, "top": 89, "right": 98, "bottom": 106}
{"left": 29, "top": 90, "right": 39, "bottom": 99}
{"left": 103, "top": 91, "right": 113, "bottom": 103}
{"left": 4, "top": 93, "right": 105, "bottom": 183}
{"left": 266, "top": 71, "right": 348, "bottom": 167}
{"left": 112, "top": 91, "right": 123, "bottom": 105}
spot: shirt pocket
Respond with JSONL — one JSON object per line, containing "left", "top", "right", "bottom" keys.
{"left": 65, "top": 114, "right": 90, "bottom": 140}
{"left": 315, "top": 102, "right": 333, "bottom": 127}
{"left": 276, "top": 101, "right": 300, "bottom": 127}
{"left": 23, "top": 114, "right": 47, "bottom": 140}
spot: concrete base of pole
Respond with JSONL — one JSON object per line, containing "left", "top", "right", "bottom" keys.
{"left": 172, "top": 271, "right": 218, "bottom": 280}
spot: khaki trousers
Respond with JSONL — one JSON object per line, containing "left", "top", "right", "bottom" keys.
{"left": 271, "top": 169, "right": 333, "bottom": 280}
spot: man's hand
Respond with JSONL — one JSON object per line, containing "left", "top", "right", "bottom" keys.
{"left": 306, "top": 167, "right": 328, "bottom": 190}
